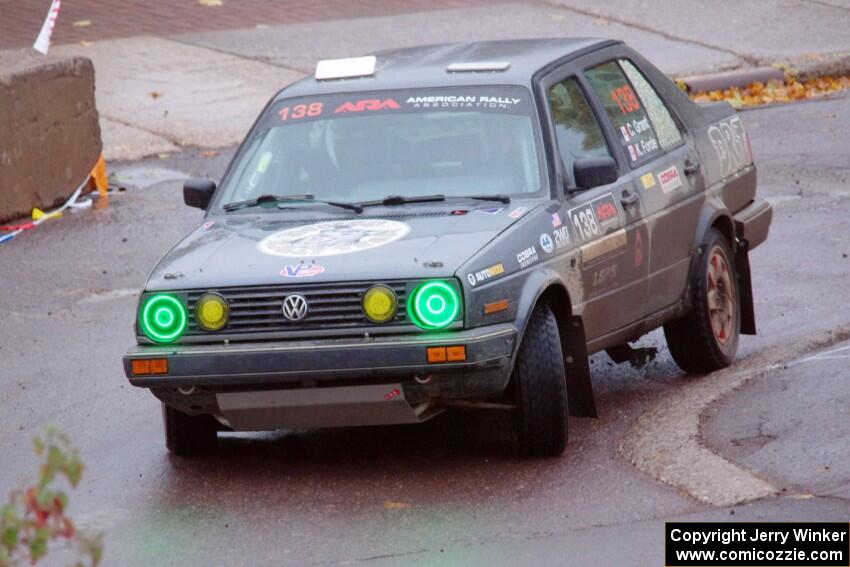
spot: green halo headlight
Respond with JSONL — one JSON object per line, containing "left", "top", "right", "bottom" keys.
{"left": 140, "top": 293, "right": 188, "bottom": 343}
{"left": 408, "top": 280, "right": 461, "bottom": 330}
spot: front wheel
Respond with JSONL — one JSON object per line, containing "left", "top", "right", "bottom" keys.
{"left": 512, "top": 304, "right": 569, "bottom": 457}
{"left": 664, "top": 228, "right": 740, "bottom": 373}
{"left": 163, "top": 404, "right": 219, "bottom": 456}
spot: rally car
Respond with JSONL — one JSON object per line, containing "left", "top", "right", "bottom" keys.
{"left": 123, "top": 39, "right": 772, "bottom": 457}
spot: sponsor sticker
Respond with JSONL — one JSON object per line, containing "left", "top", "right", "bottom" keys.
{"left": 508, "top": 206, "right": 528, "bottom": 219}
{"left": 281, "top": 263, "right": 325, "bottom": 278}
{"left": 634, "top": 230, "right": 644, "bottom": 268}
{"left": 477, "top": 206, "right": 503, "bottom": 215}
{"left": 258, "top": 219, "right": 410, "bottom": 257}
{"left": 467, "top": 262, "right": 506, "bottom": 287}
{"left": 640, "top": 172, "right": 656, "bottom": 190}
{"left": 551, "top": 212, "right": 562, "bottom": 227}
{"left": 200, "top": 220, "right": 216, "bottom": 231}
{"left": 627, "top": 144, "right": 638, "bottom": 162}
{"left": 554, "top": 226, "right": 571, "bottom": 249}
{"left": 581, "top": 229, "right": 627, "bottom": 264}
{"left": 658, "top": 165, "right": 683, "bottom": 194}
{"left": 406, "top": 95, "right": 521, "bottom": 109}
{"left": 516, "top": 246, "right": 539, "bottom": 269}
{"left": 383, "top": 388, "right": 401, "bottom": 401}
{"left": 539, "top": 233, "right": 554, "bottom": 254}
{"left": 592, "top": 264, "right": 619, "bottom": 288}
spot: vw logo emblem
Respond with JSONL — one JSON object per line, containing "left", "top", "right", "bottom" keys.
{"left": 282, "top": 294, "right": 309, "bottom": 322}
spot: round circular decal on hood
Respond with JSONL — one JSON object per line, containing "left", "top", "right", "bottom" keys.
{"left": 258, "top": 219, "right": 411, "bottom": 257}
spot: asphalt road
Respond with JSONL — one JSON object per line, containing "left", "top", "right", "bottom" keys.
{"left": 1, "top": 92, "right": 849, "bottom": 566}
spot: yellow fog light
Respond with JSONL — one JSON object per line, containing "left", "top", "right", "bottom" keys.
{"left": 195, "top": 293, "right": 229, "bottom": 331}
{"left": 362, "top": 285, "right": 398, "bottom": 324}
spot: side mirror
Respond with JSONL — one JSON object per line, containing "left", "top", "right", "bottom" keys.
{"left": 183, "top": 179, "right": 216, "bottom": 210}
{"left": 573, "top": 156, "right": 618, "bottom": 190}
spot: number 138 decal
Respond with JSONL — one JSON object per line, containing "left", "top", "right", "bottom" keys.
{"left": 568, "top": 194, "right": 621, "bottom": 243}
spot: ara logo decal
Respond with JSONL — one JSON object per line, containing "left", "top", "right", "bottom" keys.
{"left": 281, "top": 263, "right": 325, "bottom": 278}
{"left": 333, "top": 99, "right": 401, "bottom": 113}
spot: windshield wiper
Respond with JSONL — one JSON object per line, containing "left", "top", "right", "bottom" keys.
{"left": 359, "top": 194, "right": 446, "bottom": 208}
{"left": 223, "top": 193, "right": 363, "bottom": 213}
{"left": 456, "top": 194, "right": 512, "bottom": 204}
{"left": 358, "top": 193, "right": 511, "bottom": 209}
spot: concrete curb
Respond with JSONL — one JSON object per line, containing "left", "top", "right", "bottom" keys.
{"left": 679, "top": 67, "right": 785, "bottom": 93}
{"left": 678, "top": 52, "right": 850, "bottom": 92}
{"left": 620, "top": 324, "right": 850, "bottom": 507}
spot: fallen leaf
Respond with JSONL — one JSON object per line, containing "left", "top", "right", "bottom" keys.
{"left": 148, "top": 92, "right": 163, "bottom": 99}
{"left": 79, "top": 40, "right": 94, "bottom": 47}
{"left": 73, "top": 19, "right": 91, "bottom": 27}
{"left": 786, "top": 493, "right": 815, "bottom": 500}
{"left": 593, "top": 18, "right": 610, "bottom": 26}
{"left": 198, "top": 0, "right": 223, "bottom": 5}
{"left": 549, "top": 14, "right": 565, "bottom": 21}
{"left": 383, "top": 501, "right": 411, "bottom": 509}
{"left": 690, "top": 74, "right": 850, "bottom": 107}
{"left": 199, "top": 150, "right": 219, "bottom": 158}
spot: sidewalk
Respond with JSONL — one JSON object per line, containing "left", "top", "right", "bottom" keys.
{"left": 6, "top": 0, "right": 846, "bottom": 162}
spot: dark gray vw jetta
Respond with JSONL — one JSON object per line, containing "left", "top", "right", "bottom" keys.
{"left": 123, "top": 39, "right": 772, "bottom": 457}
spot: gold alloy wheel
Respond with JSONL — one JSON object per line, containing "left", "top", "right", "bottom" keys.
{"left": 706, "top": 246, "right": 735, "bottom": 345}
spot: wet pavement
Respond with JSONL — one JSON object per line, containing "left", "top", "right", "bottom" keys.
{"left": 1, "top": 92, "right": 849, "bottom": 565}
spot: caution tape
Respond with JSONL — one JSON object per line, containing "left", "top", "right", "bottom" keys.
{"left": 0, "top": 153, "right": 109, "bottom": 245}
{"left": 33, "top": 0, "right": 62, "bottom": 55}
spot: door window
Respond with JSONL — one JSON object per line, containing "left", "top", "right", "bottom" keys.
{"left": 619, "top": 60, "right": 683, "bottom": 150}
{"left": 585, "top": 62, "right": 662, "bottom": 165}
{"left": 547, "top": 77, "right": 611, "bottom": 179}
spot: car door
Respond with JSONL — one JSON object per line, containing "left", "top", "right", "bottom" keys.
{"left": 539, "top": 66, "right": 650, "bottom": 342}
{"left": 584, "top": 57, "right": 703, "bottom": 314}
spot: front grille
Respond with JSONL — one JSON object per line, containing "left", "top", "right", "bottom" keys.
{"left": 186, "top": 281, "right": 409, "bottom": 335}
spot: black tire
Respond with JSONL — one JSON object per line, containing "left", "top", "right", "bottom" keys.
{"left": 163, "top": 403, "right": 219, "bottom": 456}
{"left": 664, "top": 228, "right": 740, "bottom": 374}
{"left": 512, "top": 303, "right": 569, "bottom": 457}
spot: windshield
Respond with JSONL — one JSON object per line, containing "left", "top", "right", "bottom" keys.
{"left": 215, "top": 86, "right": 543, "bottom": 211}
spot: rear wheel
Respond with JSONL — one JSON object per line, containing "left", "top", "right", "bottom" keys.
{"left": 664, "top": 228, "right": 740, "bottom": 373}
{"left": 163, "top": 404, "right": 219, "bottom": 456}
{"left": 512, "top": 304, "right": 569, "bottom": 457}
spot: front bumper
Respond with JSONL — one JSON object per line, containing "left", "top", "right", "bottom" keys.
{"left": 123, "top": 323, "right": 517, "bottom": 394}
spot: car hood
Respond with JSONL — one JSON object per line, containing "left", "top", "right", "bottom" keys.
{"left": 147, "top": 205, "right": 537, "bottom": 290}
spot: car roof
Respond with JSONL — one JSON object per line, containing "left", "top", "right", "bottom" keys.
{"left": 276, "top": 38, "right": 619, "bottom": 100}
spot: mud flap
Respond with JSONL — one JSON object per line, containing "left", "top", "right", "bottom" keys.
{"left": 561, "top": 315, "right": 597, "bottom": 418}
{"left": 735, "top": 240, "right": 757, "bottom": 335}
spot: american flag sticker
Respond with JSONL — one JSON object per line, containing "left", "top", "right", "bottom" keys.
{"left": 627, "top": 144, "right": 638, "bottom": 162}
{"left": 551, "top": 213, "right": 562, "bottom": 228}
{"left": 620, "top": 125, "right": 631, "bottom": 142}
